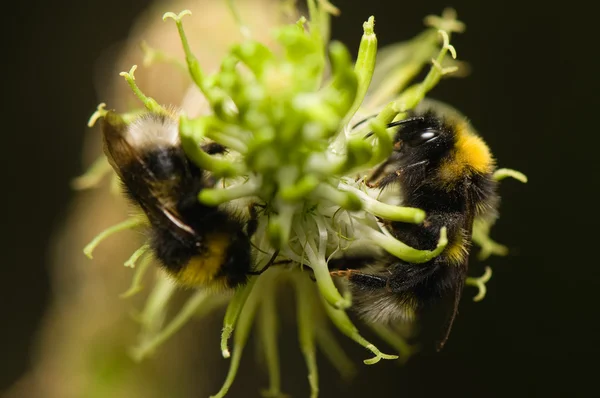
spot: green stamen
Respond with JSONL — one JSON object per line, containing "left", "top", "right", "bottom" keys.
{"left": 211, "top": 277, "right": 264, "bottom": 398}
{"left": 221, "top": 278, "right": 257, "bottom": 358}
{"left": 119, "top": 65, "right": 168, "bottom": 115}
{"left": 71, "top": 156, "right": 111, "bottom": 190}
{"left": 120, "top": 252, "right": 153, "bottom": 299}
{"left": 124, "top": 243, "right": 150, "bottom": 268}
{"left": 83, "top": 218, "right": 144, "bottom": 259}
{"left": 493, "top": 168, "right": 528, "bottom": 183}
{"left": 466, "top": 266, "right": 493, "bottom": 302}
{"left": 362, "top": 225, "right": 448, "bottom": 263}
{"left": 321, "top": 294, "right": 398, "bottom": 365}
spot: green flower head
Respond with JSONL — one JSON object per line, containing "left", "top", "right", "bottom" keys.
{"left": 78, "top": 2, "right": 526, "bottom": 397}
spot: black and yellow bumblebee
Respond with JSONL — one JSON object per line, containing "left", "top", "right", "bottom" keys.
{"left": 101, "top": 110, "right": 256, "bottom": 289}
{"left": 331, "top": 101, "right": 499, "bottom": 348}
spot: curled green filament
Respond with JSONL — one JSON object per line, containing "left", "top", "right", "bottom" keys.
{"left": 83, "top": 218, "right": 144, "bottom": 259}
{"left": 124, "top": 243, "right": 150, "bottom": 268}
{"left": 321, "top": 293, "right": 398, "bottom": 365}
{"left": 466, "top": 266, "right": 493, "bottom": 302}
{"left": 368, "top": 323, "right": 418, "bottom": 364}
{"left": 120, "top": 252, "right": 153, "bottom": 298}
{"left": 361, "top": 225, "right": 448, "bottom": 263}
{"left": 494, "top": 168, "right": 528, "bottom": 183}
{"left": 339, "top": 183, "right": 425, "bottom": 224}
{"left": 71, "top": 156, "right": 111, "bottom": 190}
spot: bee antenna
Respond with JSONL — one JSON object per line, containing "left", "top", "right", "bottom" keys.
{"left": 385, "top": 116, "right": 426, "bottom": 129}
{"left": 247, "top": 250, "right": 280, "bottom": 275}
{"left": 363, "top": 116, "right": 426, "bottom": 139}
{"left": 352, "top": 114, "right": 378, "bottom": 129}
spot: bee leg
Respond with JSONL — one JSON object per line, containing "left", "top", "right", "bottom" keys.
{"left": 366, "top": 153, "right": 402, "bottom": 188}
{"left": 365, "top": 161, "right": 391, "bottom": 187}
{"left": 247, "top": 250, "right": 280, "bottom": 275}
{"left": 201, "top": 142, "right": 227, "bottom": 155}
{"left": 351, "top": 113, "right": 378, "bottom": 130}
{"left": 247, "top": 203, "right": 259, "bottom": 237}
{"left": 369, "top": 170, "right": 401, "bottom": 189}
{"left": 330, "top": 270, "right": 391, "bottom": 292}
{"left": 245, "top": 202, "right": 269, "bottom": 238}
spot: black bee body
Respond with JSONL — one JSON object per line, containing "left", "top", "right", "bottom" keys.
{"left": 333, "top": 104, "right": 499, "bottom": 347}
{"left": 102, "top": 111, "right": 252, "bottom": 289}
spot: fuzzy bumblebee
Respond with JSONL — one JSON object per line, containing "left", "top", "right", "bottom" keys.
{"left": 331, "top": 101, "right": 499, "bottom": 348}
{"left": 101, "top": 110, "right": 256, "bottom": 289}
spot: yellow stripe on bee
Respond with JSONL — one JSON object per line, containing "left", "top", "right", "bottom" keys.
{"left": 438, "top": 122, "right": 494, "bottom": 183}
{"left": 445, "top": 235, "right": 469, "bottom": 266}
{"left": 174, "top": 233, "right": 230, "bottom": 286}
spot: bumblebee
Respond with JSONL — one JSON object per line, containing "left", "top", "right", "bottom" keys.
{"left": 102, "top": 111, "right": 255, "bottom": 289}
{"left": 332, "top": 101, "right": 499, "bottom": 348}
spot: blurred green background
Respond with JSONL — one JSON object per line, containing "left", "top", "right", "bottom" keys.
{"left": 1, "top": 0, "right": 594, "bottom": 396}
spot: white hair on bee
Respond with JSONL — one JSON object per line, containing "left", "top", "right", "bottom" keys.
{"left": 125, "top": 112, "right": 180, "bottom": 149}
{"left": 352, "top": 287, "right": 417, "bottom": 324}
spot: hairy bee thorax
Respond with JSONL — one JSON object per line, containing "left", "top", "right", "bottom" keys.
{"left": 394, "top": 112, "right": 499, "bottom": 219}
{"left": 437, "top": 120, "right": 495, "bottom": 184}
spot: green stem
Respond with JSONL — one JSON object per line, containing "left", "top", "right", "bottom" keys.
{"left": 137, "top": 276, "right": 176, "bottom": 342}
{"left": 345, "top": 16, "right": 377, "bottom": 122}
{"left": 198, "top": 180, "right": 259, "bottom": 206}
{"left": 124, "top": 243, "right": 150, "bottom": 268}
{"left": 295, "top": 275, "right": 319, "bottom": 398}
{"left": 361, "top": 225, "right": 447, "bottom": 263}
{"left": 83, "top": 218, "right": 144, "bottom": 259}
{"left": 396, "top": 30, "right": 458, "bottom": 111}
{"left": 120, "top": 252, "right": 153, "bottom": 298}
{"left": 71, "top": 156, "right": 111, "bottom": 190}
{"left": 179, "top": 115, "right": 246, "bottom": 177}
{"left": 258, "top": 274, "right": 282, "bottom": 397}
{"left": 315, "top": 326, "right": 356, "bottom": 381}
{"left": 211, "top": 277, "right": 263, "bottom": 398}
{"left": 293, "top": 223, "right": 350, "bottom": 309}
{"left": 493, "top": 168, "right": 528, "bottom": 183}
{"left": 163, "top": 11, "right": 218, "bottom": 104}
{"left": 119, "top": 65, "right": 168, "bottom": 115}
{"left": 225, "top": 0, "right": 251, "bottom": 38}
{"left": 321, "top": 295, "right": 398, "bottom": 364}
{"left": 131, "top": 289, "right": 211, "bottom": 361}
{"left": 368, "top": 323, "right": 417, "bottom": 364}
{"left": 465, "top": 266, "right": 493, "bottom": 302}
{"left": 339, "top": 183, "right": 425, "bottom": 224}
{"left": 313, "top": 183, "right": 361, "bottom": 211}
{"left": 221, "top": 277, "right": 257, "bottom": 358}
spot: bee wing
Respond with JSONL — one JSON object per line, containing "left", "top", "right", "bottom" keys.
{"left": 437, "top": 209, "right": 476, "bottom": 350}
{"left": 101, "top": 111, "right": 142, "bottom": 178}
{"left": 437, "top": 258, "right": 467, "bottom": 350}
{"left": 101, "top": 111, "right": 195, "bottom": 236}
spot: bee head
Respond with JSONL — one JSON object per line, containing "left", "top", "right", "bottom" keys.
{"left": 393, "top": 111, "right": 456, "bottom": 167}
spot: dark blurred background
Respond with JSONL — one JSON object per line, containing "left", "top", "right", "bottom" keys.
{"left": 1, "top": 0, "right": 594, "bottom": 396}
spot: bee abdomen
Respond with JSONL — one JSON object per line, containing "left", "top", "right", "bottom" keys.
{"left": 150, "top": 224, "right": 251, "bottom": 288}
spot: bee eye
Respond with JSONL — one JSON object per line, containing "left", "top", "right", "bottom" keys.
{"left": 406, "top": 129, "right": 439, "bottom": 147}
